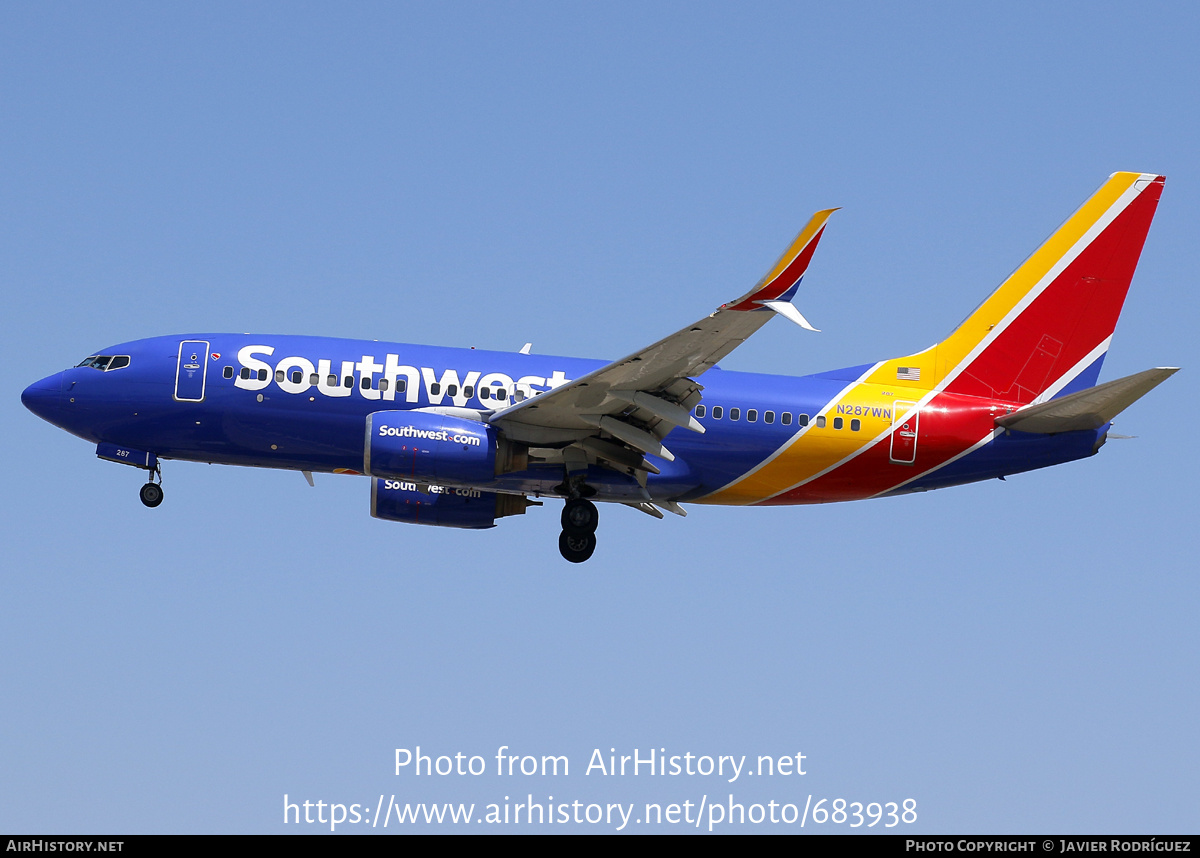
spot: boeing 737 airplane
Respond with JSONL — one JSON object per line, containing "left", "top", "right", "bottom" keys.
{"left": 22, "top": 172, "right": 1176, "bottom": 562}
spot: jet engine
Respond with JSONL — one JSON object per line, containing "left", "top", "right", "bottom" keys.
{"left": 370, "top": 478, "right": 534, "bottom": 529}
{"left": 365, "top": 409, "right": 526, "bottom": 484}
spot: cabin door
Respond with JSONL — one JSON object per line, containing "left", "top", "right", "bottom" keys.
{"left": 174, "top": 340, "right": 210, "bottom": 402}
{"left": 889, "top": 399, "right": 919, "bottom": 464}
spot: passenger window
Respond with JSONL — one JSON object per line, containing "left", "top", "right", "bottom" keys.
{"left": 480, "top": 388, "right": 491, "bottom": 400}
{"left": 782, "top": 412, "right": 792, "bottom": 425}
{"left": 291, "top": 371, "right": 302, "bottom": 384}
{"left": 430, "top": 383, "right": 441, "bottom": 395}
{"left": 361, "top": 376, "right": 371, "bottom": 390}
{"left": 747, "top": 409, "right": 758, "bottom": 422}
{"left": 695, "top": 404, "right": 706, "bottom": 418}
{"left": 275, "top": 370, "right": 284, "bottom": 382}
{"left": 447, "top": 385, "right": 458, "bottom": 397}
{"left": 258, "top": 369, "right": 268, "bottom": 381}
{"left": 463, "top": 385, "right": 474, "bottom": 397}
{"left": 764, "top": 410, "right": 774, "bottom": 424}
{"left": 327, "top": 374, "right": 337, "bottom": 386}
{"left": 309, "top": 373, "right": 319, "bottom": 385}
{"left": 241, "top": 367, "right": 251, "bottom": 379}
{"left": 224, "top": 366, "right": 234, "bottom": 379}
{"left": 343, "top": 376, "right": 353, "bottom": 388}
{"left": 712, "top": 406, "right": 723, "bottom": 419}
{"left": 515, "top": 389, "right": 526, "bottom": 402}
{"left": 379, "top": 378, "right": 389, "bottom": 391}
{"left": 816, "top": 416, "right": 826, "bottom": 428}
{"left": 833, "top": 417, "right": 843, "bottom": 430}
{"left": 730, "top": 407, "right": 740, "bottom": 421}
{"left": 397, "top": 380, "right": 406, "bottom": 393}
{"left": 798, "top": 414, "right": 810, "bottom": 426}
{"left": 495, "top": 388, "right": 507, "bottom": 399}
{"left": 851, "top": 418, "right": 861, "bottom": 431}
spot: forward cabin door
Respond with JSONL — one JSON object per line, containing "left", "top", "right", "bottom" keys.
{"left": 889, "top": 399, "right": 919, "bottom": 464}
{"left": 174, "top": 340, "right": 210, "bottom": 402}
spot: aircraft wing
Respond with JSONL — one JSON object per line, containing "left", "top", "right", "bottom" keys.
{"left": 488, "top": 208, "right": 837, "bottom": 463}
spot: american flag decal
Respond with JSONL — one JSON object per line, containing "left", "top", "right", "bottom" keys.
{"left": 896, "top": 367, "right": 921, "bottom": 381}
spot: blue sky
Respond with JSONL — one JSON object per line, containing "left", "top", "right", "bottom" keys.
{"left": 2, "top": 2, "right": 1197, "bottom": 833}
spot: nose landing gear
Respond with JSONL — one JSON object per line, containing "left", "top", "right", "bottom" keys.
{"left": 139, "top": 482, "right": 163, "bottom": 507}
{"left": 559, "top": 497, "right": 598, "bottom": 563}
{"left": 139, "top": 465, "right": 164, "bottom": 508}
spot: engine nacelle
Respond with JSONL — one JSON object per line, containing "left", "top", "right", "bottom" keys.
{"left": 365, "top": 410, "right": 497, "bottom": 484}
{"left": 371, "top": 478, "right": 532, "bottom": 529}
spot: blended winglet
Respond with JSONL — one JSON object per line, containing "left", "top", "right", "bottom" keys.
{"left": 726, "top": 208, "right": 838, "bottom": 312}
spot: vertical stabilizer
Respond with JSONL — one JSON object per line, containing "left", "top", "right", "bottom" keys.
{"left": 871, "top": 173, "right": 1164, "bottom": 403}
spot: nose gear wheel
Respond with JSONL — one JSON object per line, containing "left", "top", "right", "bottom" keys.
{"left": 139, "top": 463, "right": 164, "bottom": 508}
{"left": 139, "top": 482, "right": 163, "bottom": 508}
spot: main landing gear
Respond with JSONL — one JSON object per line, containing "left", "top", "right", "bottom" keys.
{"left": 558, "top": 498, "right": 598, "bottom": 563}
{"left": 139, "top": 465, "right": 164, "bottom": 508}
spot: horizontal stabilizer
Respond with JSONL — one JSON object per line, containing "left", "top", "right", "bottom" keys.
{"left": 996, "top": 367, "right": 1178, "bottom": 434}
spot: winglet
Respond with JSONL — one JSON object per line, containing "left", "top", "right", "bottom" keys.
{"left": 726, "top": 207, "right": 838, "bottom": 312}
{"left": 761, "top": 300, "right": 821, "bottom": 332}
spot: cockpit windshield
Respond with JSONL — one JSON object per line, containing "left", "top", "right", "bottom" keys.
{"left": 76, "top": 355, "right": 130, "bottom": 371}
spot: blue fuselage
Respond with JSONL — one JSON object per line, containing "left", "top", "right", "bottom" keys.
{"left": 22, "top": 333, "right": 1105, "bottom": 505}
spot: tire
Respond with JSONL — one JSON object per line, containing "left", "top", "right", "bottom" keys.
{"left": 558, "top": 530, "right": 596, "bottom": 563}
{"left": 140, "top": 482, "right": 164, "bottom": 508}
{"left": 560, "top": 498, "right": 599, "bottom": 534}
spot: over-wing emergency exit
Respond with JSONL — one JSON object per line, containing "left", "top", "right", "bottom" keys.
{"left": 22, "top": 172, "right": 1176, "bottom": 562}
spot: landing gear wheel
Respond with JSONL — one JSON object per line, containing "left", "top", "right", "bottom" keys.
{"left": 139, "top": 482, "right": 163, "bottom": 508}
{"left": 561, "top": 498, "right": 599, "bottom": 533}
{"left": 559, "top": 530, "right": 597, "bottom": 563}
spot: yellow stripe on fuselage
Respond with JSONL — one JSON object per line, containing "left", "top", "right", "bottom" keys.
{"left": 700, "top": 378, "right": 914, "bottom": 505}
{"left": 704, "top": 172, "right": 1143, "bottom": 505}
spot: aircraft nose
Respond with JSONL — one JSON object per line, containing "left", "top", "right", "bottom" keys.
{"left": 21, "top": 372, "right": 65, "bottom": 424}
